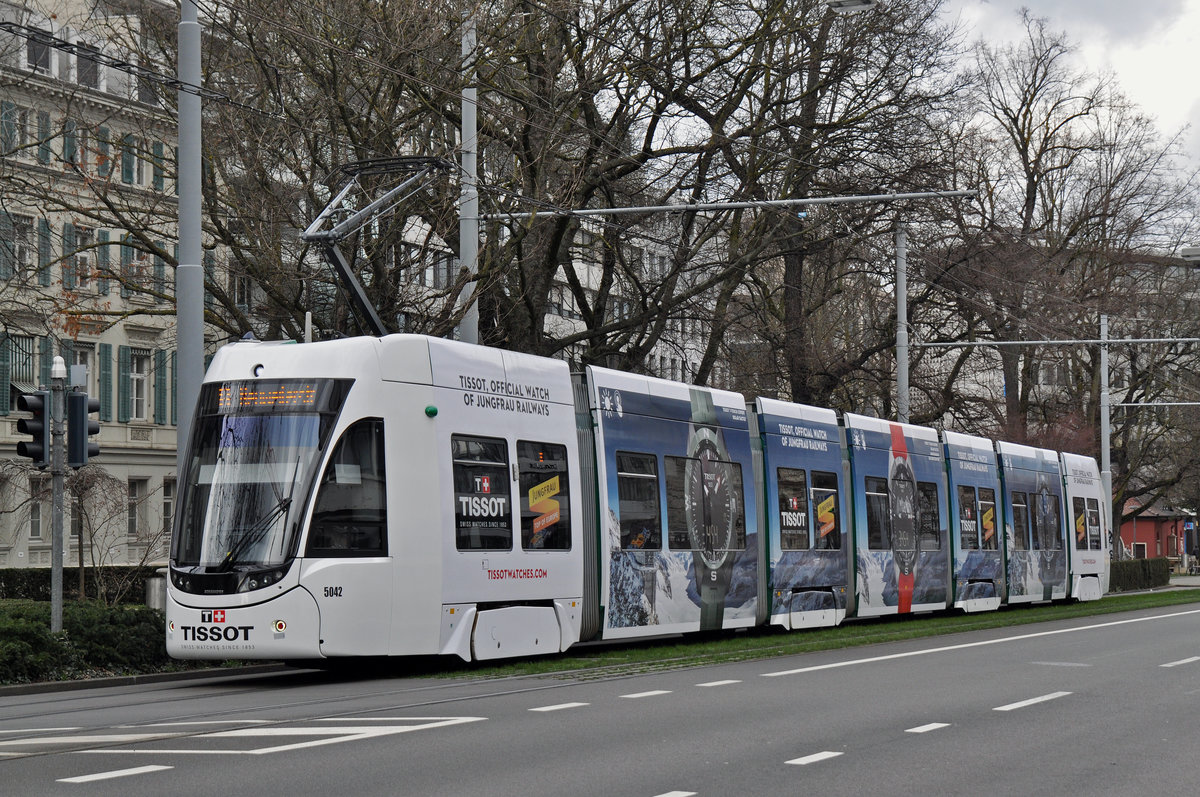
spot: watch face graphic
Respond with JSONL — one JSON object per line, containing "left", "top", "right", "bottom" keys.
{"left": 888, "top": 423, "right": 918, "bottom": 612}
{"left": 685, "top": 388, "right": 738, "bottom": 630}
{"left": 685, "top": 439, "right": 736, "bottom": 571}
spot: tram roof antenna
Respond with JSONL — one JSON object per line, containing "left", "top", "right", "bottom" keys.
{"left": 301, "top": 156, "right": 453, "bottom": 338}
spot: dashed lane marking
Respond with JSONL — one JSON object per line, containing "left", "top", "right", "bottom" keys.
{"left": 696, "top": 680, "right": 741, "bottom": 687}
{"left": 993, "top": 691, "right": 1072, "bottom": 712}
{"left": 786, "top": 751, "right": 843, "bottom": 766}
{"left": 906, "top": 722, "right": 951, "bottom": 733}
{"left": 529, "top": 702, "right": 590, "bottom": 712}
{"left": 621, "top": 690, "right": 672, "bottom": 699}
{"left": 1161, "top": 656, "right": 1200, "bottom": 668}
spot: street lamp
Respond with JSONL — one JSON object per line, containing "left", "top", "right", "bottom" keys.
{"left": 824, "top": 0, "right": 879, "bottom": 12}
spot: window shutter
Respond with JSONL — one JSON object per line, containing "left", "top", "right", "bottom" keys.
{"left": 203, "top": 250, "right": 214, "bottom": 309}
{"left": 154, "top": 349, "right": 167, "bottom": 424}
{"left": 121, "top": 133, "right": 135, "bottom": 183}
{"left": 63, "top": 119, "right": 76, "bottom": 165}
{"left": 98, "top": 342, "right": 113, "bottom": 421}
{"left": 118, "top": 344, "right": 131, "bottom": 423}
{"left": 170, "top": 349, "right": 177, "bottom": 425}
{"left": 97, "top": 127, "right": 110, "bottom": 177}
{"left": 153, "top": 241, "right": 165, "bottom": 296}
{"left": 1, "top": 101, "right": 15, "bottom": 153}
{"left": 37, "top": 111, "right": 50, "bottom": 164}
{"left": 0, "top": 211, "right": 12, "bottom": 280}
{"left": 37, "top": 218, "right": 51, "bottom": 286}
{"left": 62, "top": 222, "right": 76, "bottom": 289}
{"left": 120, "top": 235, "right": 133, "bottom": 297}
{"left": 0, "top": 334, "right": 10, "bottom": 416}
{"left": 97, "top": 230, "right": 110, "bottom": 295}
{"left": 152, "top": 140, "right": 164, "bottom": 191}
{"left": 39, "top": 335, "right": 52, "bottom": 386}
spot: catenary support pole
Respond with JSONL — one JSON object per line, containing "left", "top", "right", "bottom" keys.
{"left": 896, "top": 224, "right": 909, "bottom": 424}
{"left": 177, "top": 1, "right": 203, "bottom": 472}
{"left": 1100, "top": 315, "right": 1115, "bottom": 558}
{"left": 459, "top": 12, "right": 479, "bottom": 345}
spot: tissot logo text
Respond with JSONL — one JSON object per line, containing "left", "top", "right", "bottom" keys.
{"left": 179, "top": 625, "right": 253, "bottom": 642}
{"left": 201, "top": 610, "right": 226, "bottom": 623}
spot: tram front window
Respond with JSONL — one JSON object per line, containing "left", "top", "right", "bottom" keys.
{"left": 171, "top": 379, "right": 348, "bottom": 594}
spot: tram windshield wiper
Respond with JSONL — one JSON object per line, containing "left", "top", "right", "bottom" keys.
{"left": 214, "top": 495, "right": 292, "bottom": 572}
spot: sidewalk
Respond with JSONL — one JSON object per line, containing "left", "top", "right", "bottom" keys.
{"left": 1169, "top": 574, "right": 1200, "bottom": 588}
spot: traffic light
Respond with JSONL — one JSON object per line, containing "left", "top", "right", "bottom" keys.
{"left": 16, "top": 390, "right": 50, "bottom": 468}
{"left": 67, "top": 391, "right": 101, "bottom": 468}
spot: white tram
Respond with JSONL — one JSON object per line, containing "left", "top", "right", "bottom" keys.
{"left": 166, "top": 334, "right": 1110, "bottom": 662}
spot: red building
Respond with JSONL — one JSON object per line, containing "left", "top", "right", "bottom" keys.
{"left": 1119, "top": 499, "right": 1193, "bottom": 565}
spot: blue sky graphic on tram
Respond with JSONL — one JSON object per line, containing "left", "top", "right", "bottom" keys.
{"left": 593, "top": 377, "right": 759, "bottom": 632}
{"left": 846, "top": 419, "right": 949, "bottom": 613}
{"left": 757, "top": 401, "right": 850, "bottom": 613}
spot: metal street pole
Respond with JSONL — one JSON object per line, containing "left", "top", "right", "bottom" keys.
{"left": 1100, "top": 314, "right": 1116, "bottom": 558}
{"left": 177, "top": 1, "right": 204, "bottom": 471}
{"left": 459, "top": 11, "right": 479, "bottom": 345}
{"left": 896, "top": 224, "right": 909, "bottom": 423}
{"left": 50, "top": 356, "right": 66, "bottom": 633}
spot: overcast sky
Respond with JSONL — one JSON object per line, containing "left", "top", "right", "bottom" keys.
{"left": 944, "top": 0, "right": 1200, "bottom": 162}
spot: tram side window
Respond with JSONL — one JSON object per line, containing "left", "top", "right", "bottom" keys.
{"left": 917, "top": 482, "right": 941, "bottom": 550}
{"left": 307, "top": 419, "right": 387, "bottom": 557}
{"left": 811, "top": 471, "right": 841, "bottom": 550}
{"left": 958, "top": 485, "right": 979, "bottom": 550}
{"left": 865, "top": 476, "right": 890, "bottom": 550}
{"left": 1010, "top": 491, "right": 1030, "bottom": 550}
{"left": 663, "top": 455, "right": 747, "bottom": 553}
{"left": 452, "top": 435, "right": 512, "bottom": 551}
{"left": 1072, "top": 497, "right": 1088, "bottom": 550}
{"left": 617, "top": 452, "right": 661, "bottom": 550}
{"left": 518, "top": 441, "right": 571, "bottom": 550}
{"left": 777, "top": 467, "right": 809, "bottom": 550}
{"left": 1086, "top": 498, "right": 1103, "bottom": 550}
{"left": 979, "top": 488, "right": 998, "bottom": 550}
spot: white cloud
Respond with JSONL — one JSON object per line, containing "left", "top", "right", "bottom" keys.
{"left": 945, "top": 0, "right": 1200, "bottom": 161}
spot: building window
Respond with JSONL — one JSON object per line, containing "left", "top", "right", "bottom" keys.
{"left": 29, "top": 477, "right": 48, "bottom": 539}
{"left": 232, "top": 272, "right": 252, "bottom": 310}
{"left": 70, "top": 343, "right": 96, "bottom": 395}
{"left": 73, "top": 227, "right": 94, "bottom": 289}
{"left": 9, "top": 334, "right": 36, "bottom": 392}
{"left": 128, "top": 479, "right": 148, "bottom": 538}
{"left": 130, "top": 348, "right": 150, "bottom": 421}
{"left": 76, "top": 44, "right": 100, "bottom": 88}
{"left": 27, "top": 36, "right": 51, "bottom": 75}
{"left": 10, "top": 214, "right": 33, "bottom": 278}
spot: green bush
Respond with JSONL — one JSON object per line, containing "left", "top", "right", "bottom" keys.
{"left": 1109, "top": 557, "right": 1172, "bottom": 592}
{"left": 0, "top": 567, "right": 159, "bottom": 604}
{"left": 0, "top": 600, "right": 170, "bottom": 684}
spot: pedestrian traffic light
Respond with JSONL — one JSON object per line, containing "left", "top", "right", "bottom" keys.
{"left": 67, "top": 391, "right": 101, "bottom": 468}
{"left": 16, "top": 390, "right": 50, "bottom": 468}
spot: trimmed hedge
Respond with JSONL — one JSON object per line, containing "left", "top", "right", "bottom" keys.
{"left": 0, "top": 566, "right": 159, "bottom": 605}
{"left": 0, "top": 601, "right": 173, "bottom": 684}
{"left": 1109, "top": 557, "right": 1172, "bottom": 593}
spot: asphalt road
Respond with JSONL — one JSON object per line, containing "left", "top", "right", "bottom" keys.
{"left": 2, "top": 600, "right": 1199, "bottom": 796}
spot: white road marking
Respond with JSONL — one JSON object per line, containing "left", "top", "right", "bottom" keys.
{"left": 652, "top": 792, "right": 697, "bottom": 797}
{"left": 786, "top": 751, "right": 843, "bottom": 766}
{"left": 1031, "top": 661, "right": 1092, "bottom": 667}
{"left": 0, "top": 728, "right": 80, "bottom": 734}
{"left": 621, "top": 690, "right": 672, "bottom": 699}
{"left": 87, "top": 717, "right": 486, "bottom": 756}
{"left": 906, "top": 722, "right": 951, "bottom": 733}
{"left": 696, "top": 679, "right": 741, "bottom": 687}
{"left": 1160, "top": 656, "right": 1200, "bottom": 668}
{"left": 993, "top": 691, "right": 1072, "bottom": 712}
{"left": 57, "top": 765, "right": 172, "bottom": 784}
{"left": 124, "top": 720, "right": 272, "bottom": 728}
{"left": 529, "top": 702, "right": 589, "bottom": 712}
{"left": 762, "top": 607, "right": 1200, "bottom": 677}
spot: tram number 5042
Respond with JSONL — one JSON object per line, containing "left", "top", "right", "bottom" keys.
{"left": 323, "top": 586, "right": 343, "bottom": 598}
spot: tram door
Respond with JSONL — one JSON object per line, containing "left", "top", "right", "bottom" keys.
{"left": 301, "top": 418, "right": 393, "bottom": 656}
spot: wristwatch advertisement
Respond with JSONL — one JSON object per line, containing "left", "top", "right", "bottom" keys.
{"left": 888, "top": 423, "right": 918, "bottom": 613}
{"left": 685, "top": 388, "right": 737, "bottom": 630}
